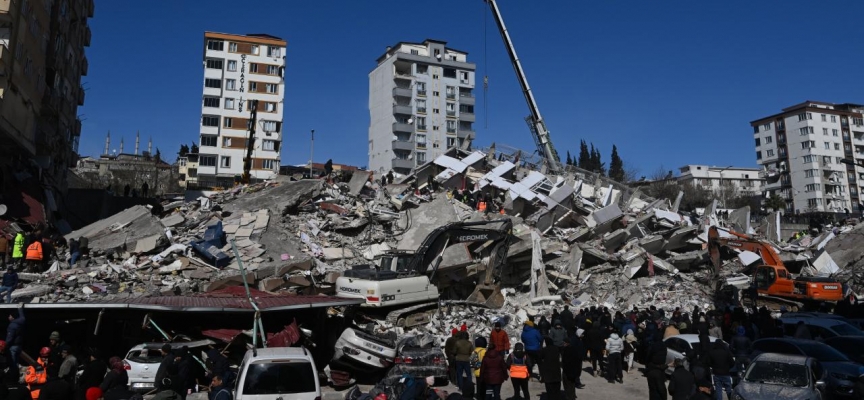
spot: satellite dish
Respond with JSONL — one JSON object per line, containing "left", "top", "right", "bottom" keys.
{"left": 407, "top": 118, "right": 414, "bottom": 124}
{"left": 435, "top": 54, "right": 442, "bottom": 60}
{"left": 0, "top": 204, "right": 6, "bottom": 216}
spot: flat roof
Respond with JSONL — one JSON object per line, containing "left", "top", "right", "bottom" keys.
{"left": 204, "top": 31, "right": 287, "bottom": 47}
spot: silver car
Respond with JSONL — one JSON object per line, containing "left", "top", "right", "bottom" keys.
{"left": 733, "top": 352, "right": 825, "bottom": 400}
{"left": 123, "top": 339, "right": 214, "bottom": 392}
{"left": 663, "top": 334, "right": 721, "bottom": 375}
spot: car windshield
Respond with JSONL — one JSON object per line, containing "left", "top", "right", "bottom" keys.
{"left": 830, "top": 322, "right": 864, "bottom": 337}
{"left": 125, "top": 350, "right": 162, "bottom": 364}
{"left": 797, "top": 342, "right": 850, "bottom": 362}
{"left": 745, "top": 361, "right": 808, "bottom": 387}
{"left": 241, "top": 361, "right": 316, "bottom": 395}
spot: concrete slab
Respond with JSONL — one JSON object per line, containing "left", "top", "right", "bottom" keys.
{"left": 134, "top": 234, "right": 161, "bottom": 254}
{"left": 223, "top": 224, "right": 240, "bottom": 234}
{"left": 397, "top": 196, "right": 459, "bottom": 251}
{"left": 347, "top": 170, "right": 373, "bottom": 195}
{"left": 160, "top": 214, "right": 185, "bottom": 227}
{"left": 592, "top": 204, "right": 623, "bottom": 226}
{"left": 728, "top": 206, "right": 751, "bottom": 234}
{"left": 65, "top": 205, "right": 167, "bottom": 254}
{"left": 322, "top": 247, "right": 355, "bottom": 261}
{"left": 235, "top": 227, "right": 254, "bottom": 238}
{"left": 254, "top": 214, "right": 270, "bottom": 230}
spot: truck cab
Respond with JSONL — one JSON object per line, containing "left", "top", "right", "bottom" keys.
{"left": 335, "top": 252, "right": 440, "bottom": 307}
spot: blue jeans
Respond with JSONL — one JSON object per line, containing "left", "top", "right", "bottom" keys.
{"left": 487, "top": 383, "right": 501, "bottom": 400}
{"left": 0, "top": 286, "right": 13, "bottom": 303}
{"left": 713, "top": 375, "right": 732, "bottom": 400}
{"left": 9, "top": 345, "right": 20, "bottom": 367}
{"left": 455, "top": 361, "right": 472, "bottom": 390}
{"left": 70, "top": 252, "right": 81, "bottom": 265}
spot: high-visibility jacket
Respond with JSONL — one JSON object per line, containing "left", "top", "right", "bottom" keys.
{"left": 25, "top": 241, "right": 43, "bottom": 261}
{"left": 478, "top": 201, "right": 487, "bottom": 212}
{"left": 12, "top": 233, "right": 25, "bottom": 259}
{"left": 25, "top": 358, "right": 47, "bottom": 399}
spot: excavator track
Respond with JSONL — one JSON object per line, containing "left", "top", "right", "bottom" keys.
{"left": 744, "top": 294, "right": 803, "bottom": 312}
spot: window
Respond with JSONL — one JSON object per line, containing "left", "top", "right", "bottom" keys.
{"left": 835, "top": 143, "right": 841, "bottom": 150}
{"left": 199, "top": 155, "right": 216, "bottom": 167}
{"left": 432, "top": 74, "right": 439, "bottom": 79}
{"left": 250, "top": 82, "right": 258, "bottom": 92}
{"left": 764, "top": 136, "right": 772, "bottom": 144}
{"left": 432, "top": 126, "right": 439, "bottom": 131}
{"left": 204, "top": 79, "right": 221, "bottom": 89}
{"left": 798, "top": 113, "right": 812, "bottom": 121}
{"left": 205, "top": 59, "right": 223, "bottom": 69}
{"left": 803, "top": 155, "right": 814, "bottom": 163}
{"left": 801, "top": 141, "right": 815, "bottom": 149}
{"left": 756, "top": 151, "right": 762, "bottom": 160}
{"left": 266, "top": 65, "right": 279, "bottom": 75}
{"left": 225, "top": 79, "right": 236, "bottom": 90}
{"left": 833, "top": 129, "right": 839, "bottom": 137}
{"left": 202, "top": 115, "right": 219, "bottom": 127}
{"left": 203, "top": 97, "right": 220, "bottom": 108}
{"left": 433, "top": 108, "right": 439, "bottom": 114}
{"left": 263, "top": 102, "right": 276, "bottom": 112}
{"left": 433, "top": 91, "right": 440, "bottom": 96}
{"left": 446, "top": 102, "right": 456, "bottom": 116}
{"left": 207, "top": 40, "right": 224, "bottom": 51}
{"left": 805, "top": 169, "right": 816, "bottom": 178}
{"left": 410, "top": 49, "right": 419, "bottom": 55}
{"left": 416, "top": 152, "right": 426, "bottom": 164}
{"left": 223, "top": 117, "right": 233, "bottom": 128}
{"left": 854, "top": 118, "right": 864, "bottom": 126}
{"left": 808, "top": 198, "right": 819, "bottom": 208}
{"left": 262, "top": 159, "right": 276, "bottom": 169}
{"left": 262, "top": 121, "right": 280, "bottom": 132}
{"left": 766, "top": 149, "right": 774, "bottom": 157}
{"left": 225, "top": 98, "right": 235, "bottom": 110}
{"left": 763, "top": 123, "right": 771, "bottom": 131}
{"left": 416, "top": 64, "right": 428, "bottom": 74}
{"left": 823, "top": 128, "right": 829, "bottom": 135}
{"left": 823, "top": 156, "right": 832, "bottom": 165}
{"left": 446, "top": 86, "right": 456, "bottom": 99}
{"left": 416, "top": 116, "right": 427, "bottom": 130}
{"left": 251, "top": 45, "right": 259, "bottom": 55}
{"left": 821, "top": 114, "right": 827, "bottom": 122}
{"left": 229, "top": 42, "right": 238, "bottom": 52}
{"left": 201, "top": 135, "right": 217, "bottom": 147}
{"left": 416, "top": 82, "right": 426, "bottom": 96}
{"left": 447, "top": 137, "right": 456, "bottom": 148}
{"left": 799, "top": 127, "right": 814, "bottom": 135}
{"left": 416, "top": 99, "right": 426, "bottom": 113}
{"left": 267, "top": 46, "right": 281, "bottom": 57}
{"left": 266, "top": 84, "right": 277, "bottom": 94}
{"left": 220, "top": 156, "right": 231, "bottom": 168}
{"left": 831, "top": 115, "right": 837, "bottom": 123}
{"left": 443, "top": 68, "right": 456, "bottom": 78}
{"left": 837, "top": 157, "right": 844, "bottom": 164}
{"left": 416, "top": 134, "right": 427, "bottom": 149}
{"left": 460, "top": 71, "right": 469, "bottom": 82}
{"left": 447, "top": 120, "right": 457, "bottom": 133}
{"left": 250, "top": 63, "right": 259, "bottom": 73}
{"left": 825, "top": 142, "right": 831, "bottom": 150}
{"left": 460, "top": 104, "right": 474, "bottom": 114}
{"left": 263, "top": 140, "right": 278, "bottom": 151}
{"left": 227, "top": 60, "right": 237, "bottom": 71}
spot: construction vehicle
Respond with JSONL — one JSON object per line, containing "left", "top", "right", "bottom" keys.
{"left": 335, "top": 219, "right": 513, "bottom": 326}
{"left": 708, "top": 226, "right": 844, "bottom": 308}
{"left": 485, "top": 0, "right": 563, "bottom": 174}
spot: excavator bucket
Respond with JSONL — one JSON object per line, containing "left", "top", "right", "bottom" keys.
{"left": 467, "top": 283, "right": 505, "bottom": 309}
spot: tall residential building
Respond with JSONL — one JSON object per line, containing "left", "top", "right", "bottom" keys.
{"left": 751, "top": 101, "right": 864, "bottom": 214}
{"left": 677, "top": 165, "right": 764, "bottom": 199}
{"left": 0, "top": 0, "right": 94, "bottom": 187}
{"left": 368, "top": 39, "right": 476, "bottom": 175}
{"left": 197, "top": 32, "right": 286, "bottom": 188}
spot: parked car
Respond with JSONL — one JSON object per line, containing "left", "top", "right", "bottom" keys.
{"left": 750, "top": 338, "right": 861, "bottom": 398}
{"left": 663, "top": 334, "right": 721, "bottom": 375}
{"left": 332, "top": 326, "right": 397, "bottom": 370}
{"left": 779, "top": 317, "right": 864, "bottom": 340}
{"left": 124, "top": 339, "right": 214, "bottom": 392}
{"left": 385, "top": 334, "right": 448, "bottom": 386}
{"left": 235, "top": 346, "right": 320, "bottom": 400}
{"left": 733, "top": 352, "right": 826, "bottom": 400}
{"left": 824, "top": 336, "right": 864, "bottom": 365}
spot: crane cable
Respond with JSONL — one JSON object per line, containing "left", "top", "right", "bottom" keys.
{"left": 483, "top": 1, "right": 489, "bottom": 130}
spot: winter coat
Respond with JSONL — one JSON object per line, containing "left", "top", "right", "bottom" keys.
{"left": 154, "top": 355, "right": 174, "bottom": 391}
{"left": 12, "top": 233, "right": 24, "bottom": 259}
{"left": 521, "top": 324, "right": 544, "bottom": 351}
{"left": 209, "top": 385, "right": 232, "bottom": 400}
{"left": 706, "top": 341, "right": 735, "bottom": 376}
{"left": 584, "top": 326, "right": 605, "bottom": 351}
{"left": 58, "top": 355, "right": 78, "bottom": 382}
{"left": 605, "top": 333, "right": 624, "bottom": 354}
{"left": 444, "top": 336, "right": 458, "bottom": 358}
{"left": 559, "top": 310, "right": 574, "bottom": 330}
{"left": 2, "top": 271, "right": 18, "bottom": 288}
{"left": 6, "top": 309, "right": 24, "bottom": 346}
{"left": 548, "top": 326, "right": 567, "bottom": 347}
{"left": 538, "top": 345, "right": 562, "bottom": 383}
{"left": 37, "top": 377, "right": 72, "bottom": 400}
{"left": 479, "top": 350, "right": 508, "bottom": 385}
{"left": 668, "top": 366, "right": 696, "bottom": 400}
{"left": 730, "top": 335, "right": 752, "bottom": 357}
{"left": 472, "top": 347, "right": 486, "bottom": 378}
{"left": 663, "top": 325, "right": 680, "bottom": 340}
{"left": 708, "top": 326, "right": 722, "bottom": 340}
{"left": 560, "top": 345, "right": 581, "bottom": 380}
{"left": 537, "top": 318, "right": 551, "bottom": 338}
{"left": 454, "top": 338, "right": 474, "bottom": 362}
{"left": 99, "top": 370, "right": 128, "bottom": 393}
{"left": 490, "top": 329, "right": 510, "bottom": 352}
{"left": 25, "top": 241, "right": 43, "bottom": 261}
{"left": 77, "top": 359, "right": 107, "bottom": 393}
{"left": 794, "top": 324, "right": 812, "bottom": 340}
{"left": 647, "top": 341, "right": 668, "bottom": 368}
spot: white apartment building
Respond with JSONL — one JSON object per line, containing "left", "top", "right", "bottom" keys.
{"left": 677, "top": 165, "right": 764, "bottom": 199}
{"left": 752, "top": 101, "right": 864, "bottom": 214}
{"left": 197, "top": 32, "right": 286, "bottom": 187}
{"left": 368, "top": 39, "right": 476, "bottom": 175}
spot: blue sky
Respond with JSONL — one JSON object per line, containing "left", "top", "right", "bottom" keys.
{"left": 78, "top": 0, "right": 864, "bottom": 178}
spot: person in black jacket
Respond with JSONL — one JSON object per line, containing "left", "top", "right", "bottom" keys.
{"left": 538, "top": 338, "right": 562, "bottom": 400}
{"left": 706, "top": 339, "right": 735, "bottom": 400}
{"left": 3, "top": 368, "right": 30, "bottom": 400}
{"left": 76, "top": 349, "right": 106, "bottom": 400}
{"left": 583, "top": 322, "right": 604, "bottom": 377}
{"left": 6, "top": 305, "right": 24, "bottom": 367}
{"left": 668, "top": 358, "right": 695, "bottom": 400}
{"left": 537, "top": 316, "right": 552, "bottom": 338}
{"left": 559, "top": 337, "right": 580, "bottom": 400}
{"left": 644, "top": 336, "right": 667, "bottom": 400}
{"left": 154, "top": 345, "right": 174, "bottom": 392}
{"left": 37, "top": 364, "right": 72, "bottom": 400}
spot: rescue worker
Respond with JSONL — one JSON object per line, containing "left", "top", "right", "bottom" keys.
{"left": 11, "top": 233, "right": 25, "bottom": 267}
{"left": 24, "top": 238, "right": 43, "bottom": 273}
{"left": 25, "top": 347, "right": 50, "bottom": 400}
{"left": 489, "top": 322, "right": 510, "bottom": 356}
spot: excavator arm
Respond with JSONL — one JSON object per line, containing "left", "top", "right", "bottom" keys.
{"left": 708, "top": 226, "right": 785, "bottom": 275}
{"left": 407, "top": 218, "right": 513, "bottom": 277}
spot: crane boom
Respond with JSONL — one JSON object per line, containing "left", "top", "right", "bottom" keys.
{"left": 486, "top": 0, "right": 563, "bottom": 173}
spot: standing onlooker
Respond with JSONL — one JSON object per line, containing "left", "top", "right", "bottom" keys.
{"left": 6, "top": 369, "right": 30, "bottom": 400}
{"left": 57, "top": 346, "right": 78, "bottom": 384}
{"left": 207, "top": 375, "right": 231, "bottom": 400}
{"left": 489, "top": 323, "right": 510, "bottom": 356}
{"left": 605, "top": 331, "right": 624, "bottom": 383}
{"left": 584, "top": 322, "right": 605, "bottom": 377}
{"left": 454, "top": 331, "right": 474, "bottom": 390}
{"left": 472, "top": 337, "right": 487, "bottom": 400}
{"left": 76, "top": 350, "right": 106, "bottom": 400}
{"left": 559, "top": 306, "right": 574, "bottom": 332}
{"left": 537, "top": 316, "right": 552, "bottom": 338}
{"left": 0, "top": 266, "right": 19, "bottom": 304}
{"left": 99, "top": 358, "right": 128, "bottom": 395}
{"left": 37, "top": 364, "right": 72, "bottom": 400}
{"left": 506, "top": 343, "right": 530, "bottom": 400}
{"left": 560, "top": 338, "right": 579, "bottom": 400}
{"left": 47, "top": 332, "right": 65, "bottom": 370}
{"left": 708, "top": 321, "right": 722, "bottom": 340}
{"left": 0, "top": 234, "right": 9, "bottom": 266}
{"left": 520, "top": 318, "right": 543, "bottom": 378}
{"left": 154, "top": 345, "right": 174, "bottom": 392}
{"left": 478, "top": 344, "right": 507, "bottom": 400}
{"left": 549, "top": 320, "right": 567, "bottom": 348}
{"left": 645, "top": 336, "right": 668, "bottom": 400}
{"left": 11, "top": 232, "right": 25, "bottom": 267}
{"left": 668, "top": 358, "right": 696, "bottom": 400}
{"left": 6, "top": 305, "right": 24, "bottom": 368}
{"left": 445, "top": 328, "right": 459, "bottom": 384}
{"left": 623, "top": 329, "right": 637, "bottom": 373}
{"left": 706, "top": 339, "right": 735, "bottom": 400}
{"left": 538, "top": 337, "right": 562, "bottom": 400}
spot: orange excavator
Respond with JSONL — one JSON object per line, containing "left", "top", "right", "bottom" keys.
{"left": 708, "top": 226, "right": 843, "bottom": 306}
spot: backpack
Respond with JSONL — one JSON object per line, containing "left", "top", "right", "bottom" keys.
{"left": 470, "top": 349, "right": 485, "bottom": 369}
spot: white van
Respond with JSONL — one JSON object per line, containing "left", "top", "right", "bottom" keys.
{"left": 235, "top": 347, "right": 321, "bottom": 400}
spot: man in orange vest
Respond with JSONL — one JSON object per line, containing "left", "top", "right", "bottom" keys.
{"left": 24, "top": 238, "right": 43, "bottom": 273}
{"left": 25, "top": 347, "right": 50, "bottom": 399}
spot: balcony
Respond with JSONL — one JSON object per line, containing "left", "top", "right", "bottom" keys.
{"left": 392, "top": 140, "right": 414, "bottom": 151}
{"left": 77, "top": 87, "right": 85, "bottom": 106}
{"left": 446, "top": 110, "right": 456, "bottom": 117}
{"left": 457, "top": 128, "right": 475, "bottom": 140}
{"left": 81, "top": 56, "right": 88, "bottom": 76}
{"left": 460, "top": 92, "right": 475, "bottom": 105}
{"left": 392, "top": 122, "right": 413, "bottom": 133}
{"left": 416, "top": 89, "right": 426, "bottom": 97}
{"left": 460, "top": 112, "right": 476, "bottom": 123}
{"left": 83, "top": 26, "right": 91, "bottom": 47}
{"left": 391, "top": 157, "right": 414, "bottom": 170}
{"left": 446, "top": 92, "right": 456, "bottom": 100}
{"left": 393, "top": 104, "right": 412, "bottom": 115}
{"left": 73, "top": 118, "right": 82, "bottom": 136}
{"left": 392, "top": 87, "right": 412, "bottom": 98}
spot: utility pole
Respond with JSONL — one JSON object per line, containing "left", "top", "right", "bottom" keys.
{"left": 309, "top": 129, "right": 315, "bottom": 179}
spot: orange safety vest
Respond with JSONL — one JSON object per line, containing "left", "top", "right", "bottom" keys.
{"left": 25, "top": 241, "right": 43, "bottom": 261}
{"left": 25, "top": 358, "right": 47, "bottom": 399}
{"left": 478, "top": 201, "right": 487, "bottom": 212}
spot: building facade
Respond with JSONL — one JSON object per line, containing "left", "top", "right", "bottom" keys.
{"left": 677, "top": 165, "right": 764, "bottom": 198}
{"left": 0, "top": 0, "right": 93, "bottom": 189}
{"left": 752, "top": 101, "right": 864, "bottom": 214}
{"left": 197, "top": 32, "right": 286, "bottom": 188}
{"left": 368, "top": 39, "right": 476, "bottom": 176}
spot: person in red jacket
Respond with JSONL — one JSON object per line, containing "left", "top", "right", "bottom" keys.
{"left": 479, "top": 343, "right": 508, "bottom": 400}
{"left": 489, "top": 322, "right": 510, "bottom": 356}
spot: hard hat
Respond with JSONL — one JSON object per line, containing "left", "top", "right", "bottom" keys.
{"left": 39, "top": 347, "right": 51, "bottom": 357}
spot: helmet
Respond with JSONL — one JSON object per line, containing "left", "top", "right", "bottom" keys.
{"left": 39, "top": 347, "right": 51, "bottom": 357}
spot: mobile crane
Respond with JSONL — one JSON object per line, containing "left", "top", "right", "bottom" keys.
{"left": 485, "top": 0, "right": 563, "bottom": 174}
{"left": 240, "top": 99, "right": 259, "bottom": 184}
{"left": 708, "top": 226, "right": 843, "bottom": 308}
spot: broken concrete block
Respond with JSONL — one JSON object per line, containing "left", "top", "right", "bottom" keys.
{"left": 235, "top": 227, "right": 254, "bottom": 238}
{"left": 160, "top": 214, "right": 185, "bottom": 228}
{"left": 134, "top": 234, "right": 161, "bottom": 254}
{"left": 203, "top": 272, "right": 255, "bottom": 292}
{"left": 322, "top": 248, "right": 355, "bottom": 261}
